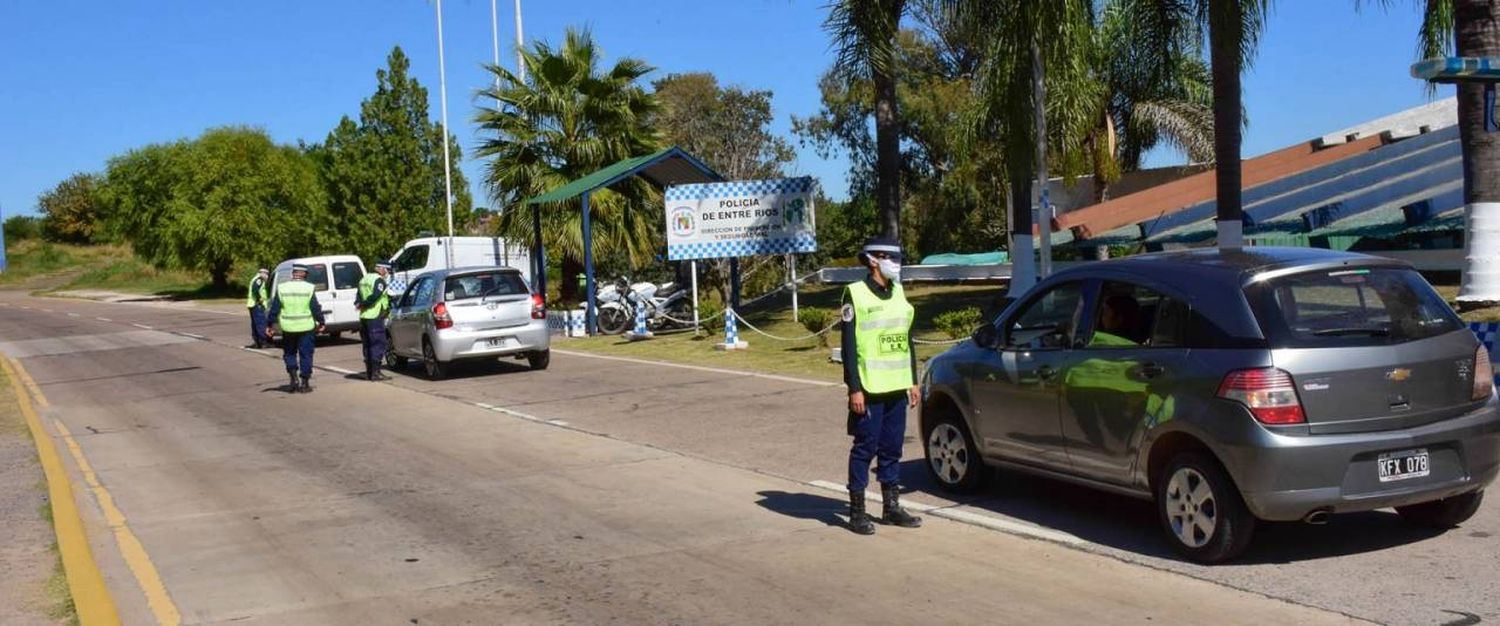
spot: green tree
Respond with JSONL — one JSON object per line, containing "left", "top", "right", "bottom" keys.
{"left": 3, "top": 215, "right": 41, "bottom": 246}
{"left": 310, "top": 47, "right": 472, "bottom": 262}
{"left": 1369, "top": 0, "right": 1500, "bottom": 304}
{"left": 827, "top": 0, "right": 910, "bottom": 241}
{"left": 101, "top": 127, "right": 328, "bottom": 289}
{"left": 37, "top": 173, "right": 107, "bottom": 244}
{"left": 474, "top": 27, "right": 661, "bottom": 303}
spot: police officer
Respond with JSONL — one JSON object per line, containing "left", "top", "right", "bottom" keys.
{"left": 246, "top": 268, "right": 271, "bottom": 349}
{"left": 841, "top": 237, "right": 922, "bottom": 535}
{"left": 356, "top": 261, "right": 392, "bottom": 381}
{"left": 266, "top": 264, "right": 325, "bottom": 393}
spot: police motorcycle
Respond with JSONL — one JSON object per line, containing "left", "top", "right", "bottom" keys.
{"left": 595, "top": 276, "right": 694, "bottom": 335}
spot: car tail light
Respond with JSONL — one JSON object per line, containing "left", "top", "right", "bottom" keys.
{"left": 1475, "top": 345, "right": 1494, "bottom": 401}
{"left": 433, "top": 302, "right": 453, "bottom": 330}
{"left": 530, "top": 293, "right": 546, "bottom": 320}
{"left": 1217, "top": 368, "right": 1306, "bottom": 425}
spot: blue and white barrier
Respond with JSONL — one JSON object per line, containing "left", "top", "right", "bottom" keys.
{"left": 717, "top": 307, "right": 748, "bottom": 350}
{"left": 627, "top": 302, "right": 653, "bottom": 341}
{"left": 546, "top": 310, "right": 587, "bottom": 338}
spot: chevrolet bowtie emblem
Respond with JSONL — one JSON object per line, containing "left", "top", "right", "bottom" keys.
{"left": 1386, "top": 368, "right": 1412, "bottom": 382}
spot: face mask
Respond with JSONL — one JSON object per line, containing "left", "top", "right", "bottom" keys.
{"left": 877, "top": 258, "right": 902, "bottom": 282}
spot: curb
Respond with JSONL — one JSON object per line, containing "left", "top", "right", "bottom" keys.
{"left": 2, "top": 357, "right": 121, "bottom": 626}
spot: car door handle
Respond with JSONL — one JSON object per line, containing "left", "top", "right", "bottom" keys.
{"left": 1140, "top": 363, "right": 1166, "bottom": 378}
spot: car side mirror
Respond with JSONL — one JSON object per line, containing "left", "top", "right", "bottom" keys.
{"left": 972, "top": 324, "right": 1000, "bottom": 350}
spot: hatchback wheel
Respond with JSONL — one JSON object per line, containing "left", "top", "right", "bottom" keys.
{"left": 923, "top": 409, "right": 986, "bottom": 493}
{"left": 1156, "top": 452, "right": 1255, "bottom": 564}
{"left": 423, "top": 339, "right": 447, "bottom": 380}
{"left": 527, "top": 349, "right": 551, "bottom": 371}
{"left": 1396, "top": 490, "right": 1484, "bottom": 528}
{"left": 384, "top": 350, "right": 408, "bottom": 370}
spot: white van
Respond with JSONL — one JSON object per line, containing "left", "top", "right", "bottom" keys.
{"left": 270, "top": 255, "right": 367, "bottom": 338}
{"left": 387, "top": 236, "right": 531, "bottom": 298}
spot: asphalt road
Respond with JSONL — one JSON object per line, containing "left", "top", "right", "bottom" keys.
{"left": 0, "top": 291, "right": 1489, "bottom": 624}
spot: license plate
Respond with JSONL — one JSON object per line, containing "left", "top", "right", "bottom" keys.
{"left": 485, "top": 337, "right": 514, "bottom": 349}
{"left": 1376, "top": 448, "right": 1430, "bottom": 483}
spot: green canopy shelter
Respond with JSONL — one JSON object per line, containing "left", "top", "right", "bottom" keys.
{"left": 526, "top": 146, "right": 723, "bottom": 335}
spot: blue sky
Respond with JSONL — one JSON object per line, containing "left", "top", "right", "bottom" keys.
{"left": 0, "top": 1, "right": 1448, "bottom": 219}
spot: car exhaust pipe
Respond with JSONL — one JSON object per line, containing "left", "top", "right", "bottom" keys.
{"left": 1302, "top": 508, "right": 1333, "bottom": 525}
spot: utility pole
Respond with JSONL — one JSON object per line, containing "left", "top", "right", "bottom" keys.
{"left": 514, "top": 0, "right": 526, "bottom": 82}
{"left": 434, "top": 0, "right": 455, "bottom": 269}
{"left": 1032, "top": 40, "right": 1053, "bottom": 278}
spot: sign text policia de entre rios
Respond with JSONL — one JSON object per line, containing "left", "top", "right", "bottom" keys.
{"left": 664, "top": 177, "right": 818, "bottom": 261}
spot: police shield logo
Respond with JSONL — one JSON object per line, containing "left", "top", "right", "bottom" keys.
{"left": 840, "top": 304, "right": 854, "bottom": 323}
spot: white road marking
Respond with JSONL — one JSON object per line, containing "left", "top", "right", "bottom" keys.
{"left": 178, "top": 333, "right": 205, "bottom": 340}
{"left": 552, "top": 349, "right": 842, "bottom": 388}
{"left": 326, "top": 366, "right": 358, "bottom": 375}
{"left": 67, "top": 312, "right": 81, "bottom": 318}
{"left": 96, "top": 318, "right": 112, "bottom": 322}
{"left": 41, "top": 309, "right": 54, "bottom": 313}
{"left": 131, "top": 323, "right": 154, "bottom": 330}
{"left": 806, "top": 479, "right": 1085, "bottom": 546}
{"left": 547, "top": 419, "right": 570, "bottom": 426}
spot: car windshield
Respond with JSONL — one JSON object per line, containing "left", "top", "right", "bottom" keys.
{"left": 444, "top": 271, "right": 528, "bottom": 301}
{"left": 1246, "top": 266, "right": 1461, "bottom": 347}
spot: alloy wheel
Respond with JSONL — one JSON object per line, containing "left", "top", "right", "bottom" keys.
{"left": 927, "top": 423, "right": 970, "bottom": 486}
{"left": 1164, "top": 467, "right": 1218, "bottom": 548}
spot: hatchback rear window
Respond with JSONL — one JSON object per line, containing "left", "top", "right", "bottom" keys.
{"left": 444, "top": 271, "right": 528, "bottom": 301}
{"left": 1246, "top": 267, "right": 1461, "bottom": 347}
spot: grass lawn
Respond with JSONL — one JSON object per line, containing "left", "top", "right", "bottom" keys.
{"left": 559, "top": 282, "right": 1004, "bottom": 381}
{"left": 1431, "top": 285, "right": 1500, "bottom": 323}
{"left": 1, "top": 240, "right": 241, "bottom": 302}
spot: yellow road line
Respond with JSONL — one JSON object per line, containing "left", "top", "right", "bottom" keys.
{"left": 1, "top": 357, "right": 120, "bottom": 626}
{"left": 55, "top": 419, "right": 182, "bottom": 626}
{"left": 11, "top": 357, "right": 49, "bottom": 408}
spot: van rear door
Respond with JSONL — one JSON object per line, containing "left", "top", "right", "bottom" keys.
{"left": 324, "top": 261, "right": 365, "bottom": 325}
{"left": 1245, "top": 266, "right": 1481, "bottom": 434}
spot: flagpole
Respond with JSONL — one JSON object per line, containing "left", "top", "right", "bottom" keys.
{"left": 435, "top": 0, "right": 455, "bottom": 269}
{"left": 514, "top": 0, "right": 526, "bottom": 82}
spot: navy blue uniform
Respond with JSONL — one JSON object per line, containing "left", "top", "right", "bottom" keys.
{"left": 357, "top": 276, "right": 389, "bottom": 366}
{"left": 841, "top": 275, "right": 918, "bottom": 493}
{"left": 268, "top": 290, "right": 325, "bottom": 379}
{"left": 248, "top": 276, "right": 269, "bottom": 347}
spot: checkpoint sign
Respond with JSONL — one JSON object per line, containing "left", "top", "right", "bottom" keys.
{"left": 665, "top": 177, "right": 817, "bottom": 261}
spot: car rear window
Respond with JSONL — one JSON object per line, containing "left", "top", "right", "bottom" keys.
{"left": 444, "top": 271, "right": 528, "bottom": 301}
{"left": 1246, "top": 267, "right": 1461, "bottom": 347}
{"left": 332, "top": 262, "right": 363, "bottom": 290}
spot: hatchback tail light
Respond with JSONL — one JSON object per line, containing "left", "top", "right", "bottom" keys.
{"left": 1218, "top": 368, "right": 1306, "bottom": 425}
{"left": 433, "top": 302, "right": 453, "bottom": 330}
{"left": 530, "top": 293, "right": 546, "bottom": 320}
{"left": 1475, "top": 345, "right": 1494, "bottom": 401}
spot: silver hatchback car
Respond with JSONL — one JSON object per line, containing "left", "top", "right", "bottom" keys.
{"left": 922, "top": 247, "right": 1500, "bottom": 563}
{"left": 384, "top": 266, "right": 550, "bottom": 379}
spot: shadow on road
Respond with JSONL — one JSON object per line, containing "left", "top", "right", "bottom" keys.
{"left": 383, "top": 358, "right": 536, "bottom": 382}
{"left": 754, "top": 491, "right": 847, "bottom": 529}
{"left": 895, "top": 460, "right": 1447, "bottom": 564}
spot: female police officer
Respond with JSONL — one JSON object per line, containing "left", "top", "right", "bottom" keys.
{"left": 841, "top": 237, "right": 922, "bottom": 535}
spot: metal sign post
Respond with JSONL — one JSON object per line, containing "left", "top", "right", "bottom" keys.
{"left": 788, "top": 253, "right": 799, "bottom": 323}
{"left": 690, "top": 260, "right": 700, "bottom": 330}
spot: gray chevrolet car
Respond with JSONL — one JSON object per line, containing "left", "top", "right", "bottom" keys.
{"left": 384, "top": 266, "right": 550, "bottom": 379}
{"left": 922, "top": 247, "right": 1500, "bottom": 563}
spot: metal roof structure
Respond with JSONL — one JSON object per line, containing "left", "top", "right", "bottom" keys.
{"left": 526, "top": 147, "right": 722, "bottom": 205}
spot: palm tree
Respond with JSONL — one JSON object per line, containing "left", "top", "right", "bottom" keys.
{"left": 827, "top": 0, "right": 909, "bottom": 241}
{"left": 474, "top": 27, "right": 661, "bottom": 304}
{"left": 1375, "top": 0, "right": 1500, "bottom": 304}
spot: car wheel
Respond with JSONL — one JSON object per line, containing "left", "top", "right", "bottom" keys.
{"left": 330, "top": 331, "right": 342, "bottom": 341}
{"left": 1396, "top": 490, "right": 1484, "bottom": 528}
{"left": 422, "top": 338, "right": 447, "bottom": 380}
{"left": 923, "top": 408, "right": 987, "bottom": 493}
{"left": 527, "top": 349, "right": 551, "bottom": 371}
{"left": 598, "top": 307, "right": 629, "bottom": 335}
{"left": 385, "top": 350, "right": 408, "bottom": 370}
{"left": 1156, "top": 452, "right": 1256, "bottom": 564}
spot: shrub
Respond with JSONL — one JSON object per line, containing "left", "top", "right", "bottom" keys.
{"left": 934, "top": 306, "right": 983, "bottom": 339}
{"left": 697, "top": 298, "right": 724, "bottom": 333}
{"left": 799, "top": 307, "right": 835, "bottom": 347}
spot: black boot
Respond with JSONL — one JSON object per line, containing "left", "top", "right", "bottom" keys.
{"left": 286, "top": 370, "right": 299, "bottom": 393}
{"left": 298, "top": 376, "right": 313, "bottom": 393}
{"left": 881, "top": 485, "right": 922, "bottom": 528}
{"left": 848, "top": 490, "right": 876, "bottom": 535}
{"left": 368, "top": 362, "right": 390, "bottom": 381}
